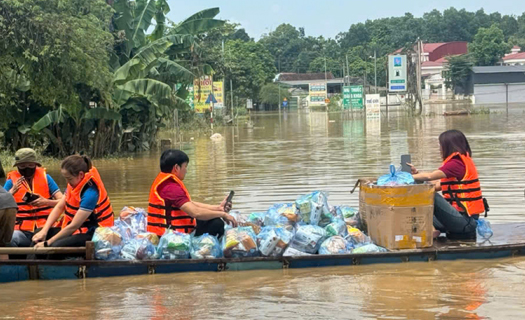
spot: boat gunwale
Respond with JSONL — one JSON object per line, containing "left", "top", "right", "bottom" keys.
{"left": 1, "top": 241, "right": 524, "bottom": 267}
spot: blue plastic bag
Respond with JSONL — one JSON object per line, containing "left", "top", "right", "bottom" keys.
{"left": 155, "top": 230, "right": 192, "bottom": 259}
{"left": 120, "top": 237, "right": 156, "bottom": 260}
{"left": 351, "top": 243, "right": 388, "bottom": 253}
{"left": 333, "top": 206, "right": 360, "bottom": 227}
{"left": 92, "top": 226, "right": 123, "bottom": 260}
{"left": 191, "top": 233, "right": 221, "bottom": 259}
{"left": 319, "top": 236, "right": 353, "bottom": 255}
{"left": 325, "top": 219, "right": 348, "bottom": 237}
{"left": 222, "top": 226, "right": 259, "bottom": 258}
{"left": 477, "top": 219, "right": 493, "bottom": 240}
{"left": 345, "top": 227, "right": 372, "bottom": 247}
{"left": 377, "top": 165, "right": 415, "bottom": 186}
{"left": 257, "top": 226, "right": 294, "bottom": 257}
{"left": 295, "top": 193, "right": 314, "bottom": 223}
{"left": 290, "top": 225, "right": 327, "bottom": 254}
{"left": 264, "top": 207, "right": 295, "bottom": 232}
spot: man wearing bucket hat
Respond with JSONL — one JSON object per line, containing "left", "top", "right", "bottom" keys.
{"left": 4, "top": 148, "right": 63, "bottom": 247}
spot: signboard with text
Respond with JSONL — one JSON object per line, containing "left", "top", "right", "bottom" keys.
{"left": 365, "top": 94, "right": 381, "bottom": 119}
{"left": 309, "top": 83, "right": 327, "bottom": 106}
{"left": 343, "top": 86, "right": 351, "bottom": 109}
{"left": 388, "top": 55, "right": 407, "bottom": 92}
{"left": 350, "top": 85, "right": 364, "bottom": 109}
{"left": 193, "top": 77, "right": 224, "bottom": 113}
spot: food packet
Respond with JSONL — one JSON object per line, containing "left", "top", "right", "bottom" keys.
{"left": 345, "top": 227, "right": 372, "bottom": 247}
{"left": 351, "top": 243, "right": 388, "bottom": 254}
{"left": 290, "top": 225, "right": 326, "bottom": 254}
{"left": 190, "top": 233, "right": 221, "bottom": 259}
{"left": 257, "top": 226, "right": 294, "bottom": 257}
{"left": 92, "top": 226, "right": 123, "bottom": 260}
{"left": 155, "top": 230, "right": 191, "bottom": 259}
{"left": 319, "top": 236, "right": 353, "bottom": 255}
{"left": 325, "top": 219, "right": 348, "bottom": 237}
{"left": 120, "top": 237, "right": 156, "bottom": 260}
{"left": 222, "top": 226, "right": 259, "bottom": 258}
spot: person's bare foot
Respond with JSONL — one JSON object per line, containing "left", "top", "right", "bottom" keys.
{"left": 433, "top": 229, "right": 441, "bottom": 238}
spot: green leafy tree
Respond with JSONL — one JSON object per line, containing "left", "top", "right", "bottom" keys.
{"left": 444, "top": 54, "right": 474, "bottom": 93}
{"left": 259, "top": 83, "right": 291, "bottom": 110}
{"left": 470, "top": 24, "right": 510, "bottom": 66}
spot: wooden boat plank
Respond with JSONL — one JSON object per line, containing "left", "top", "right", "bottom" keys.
{"left": 0, "top": 223, "right": 524, "bottom": 282}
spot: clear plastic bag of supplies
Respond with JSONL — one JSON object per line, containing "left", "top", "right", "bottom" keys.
{"left": 222, "top": 226, "right": 259, "bottom": 258}
{"left": 325, "top": 219, "right": 348, "bottom": 237}
{"left": 345, "top": 227, "right": 372, "bottom": 247}
{"left": 333, "top": 206, "right": 360, "bottom": 227}
{"left": 290, "top": 225, "right": 327, "bottom": 254}
{"left": 247, "top": 212, "right": 266, "bottom": 226}
{"left": 264, "top": 207, "right": 295, "bottom": 232}
{"left": 477, "top": 219, "right": 493, "bottom": 240}
{"left": 190, "top": 233, "right": 222, "bottom": 259}
{"left": 119, "top": 206, "right": 147, "bottom": 234}
{"left": 272, "top": 203, "right": 300, "bottom": 223}
{"left": 351, "top": 243, "right": 388, "bottom": 254}
{"left": 296, "top": 193, "right": 314, "bottom": 223}
{"left": 377, "top": 164, "right": 415, "bottom": 186}
{"left": 283, "top": 247, "right": 312, "bottom": 256}
{"left": 155, "top": 230, "right": 192, "bottom": 259}
{"left": 310, "top": 191, "right": 330, "bottom": 226}
{"left": 136, "top": 232, "right": 160, "bottom": 246}
{"left": 92, "top": 227, "right": 123, "bottom": 260}
{"left": 319, "top": 236, "right": 353, "bottom": 255}
{"left": 120, "top": 237, "right": 156, "bottom": 260}
{"left": 257, "top": 226, "right": 294, "bottom": 257}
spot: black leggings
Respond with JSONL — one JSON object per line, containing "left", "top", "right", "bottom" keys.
{"left": 195, "top": 218, "right": 225, "bottom": 238}
{"left": 30, "top": 227, "right": 93, "bottom": 259}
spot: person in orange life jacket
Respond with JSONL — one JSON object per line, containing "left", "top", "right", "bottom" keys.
{"left": 4, "top": 148, "right": 63, "bottom": 247}
{"left": 147, "top": 149, "right": 237, "bottom": 239}
{"left": 408, "top": 130, "right": 485, "bottom": 240}
{"left": 32, "top": 155, "right": 114, "bottom": 251}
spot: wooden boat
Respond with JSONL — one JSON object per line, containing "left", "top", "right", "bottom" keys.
{"left": 1, "top": 223, "right": 524, "bottom": 283}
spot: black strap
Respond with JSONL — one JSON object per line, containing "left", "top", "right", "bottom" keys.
{"left": 95, "top": 196, "right": 109, "bottom": 209}
{"left": 147, "top": 222, "right": 195, "bottom": 230}
{"left": 17, "top": 206, "right": 54, "bottom": 214}
{"left": 445, "top": 196, "right": 483, "bottom": 202}
{"left": 483, "top": 198, "right": 490, "bottom": 218}
{"left": 66, "top": 202, "right": 79, "bottom": 211}
{"left": 94, "top": 203, "right": 112, "bottom": 218}
{"left": 442, "top": 187, "right": 481, "bottom": 195}
{"left": 441, "top": 179, "right": 479, "bottom": 186}
{"left": 16, "top": 215, "right": 48, "bottom": 221}
{"left": 147, "top": 212, "right": 194, "bottom": 220}
{"left": 148, "top": 203, "right": 181, "bottom": 210}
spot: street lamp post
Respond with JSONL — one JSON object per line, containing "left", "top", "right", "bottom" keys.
{"left": 370, "top": 50, "right": 377, "bottom": 94}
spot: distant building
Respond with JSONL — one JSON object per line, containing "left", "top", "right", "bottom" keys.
{"left": 461, "top": 66, "right": 525, "bottom": 105}
{"left": 501, "top": 46, "right": 525, "bottom": 66}
{"left": 394, "top": 42, "right": 468, "bottom": 100}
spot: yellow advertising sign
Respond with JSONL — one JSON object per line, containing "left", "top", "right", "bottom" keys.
{"left": 193, "top": 77, "right": 213, "bottom": 113}
{"left": 309, "top": 83, "right": 327, "bottom": 107}
{"left": 213, "top": 81, "right": 224, "bottom": 109}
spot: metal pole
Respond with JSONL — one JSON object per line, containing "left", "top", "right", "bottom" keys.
{"left": 374, "top": 50, "right": 377, "bottom": 94}
{"left": 506, "top": 83, "right": 509, "bottom": 113}
{"left": 278, "top": 56, "right": 281, "bottom": 113}
{"left": 230, "top": 78, "right": 234, "bottom": 117}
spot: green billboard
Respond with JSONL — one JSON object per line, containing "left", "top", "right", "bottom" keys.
{"left": 350, "top": 85, "right": 364, "bottom": 109}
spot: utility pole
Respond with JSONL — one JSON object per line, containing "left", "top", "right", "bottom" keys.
{"left": 374, "top": 50, "right": 377, "bottom": 94}
{"left": 223, "top": 39, "right": 234, "bottom": 118}
{"left": 416, "top": 38, "right": 423, "bottom": 114}
{"left": 346, "top": 54, "right": 350, "bottom": 85}
{"left": 278, "top": 55, "right": 281, "bottom": 112}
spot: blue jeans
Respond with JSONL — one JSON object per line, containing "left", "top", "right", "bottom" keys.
{"left": 10, "top": 230, "right": 33, "bottom": 247}
{"left": 433, "top": 193, "right": 478, "bottom": 234}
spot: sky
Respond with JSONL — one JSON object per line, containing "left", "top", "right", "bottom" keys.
{"left": 167, "top": 0, "right": 525, "bottom": 40}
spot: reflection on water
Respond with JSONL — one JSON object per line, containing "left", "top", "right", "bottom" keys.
{"left": 3, "top": 109, "right": 525, "bottom": 319}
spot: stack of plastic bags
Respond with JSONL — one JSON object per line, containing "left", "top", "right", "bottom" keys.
{"left": 257, "top": 227, "right": 294, "bottom": 257}
{"left": 156, "top": 230, "right": 192, "bottom": 259}
{"left": 191, "top": 233, "right": 222, "bottom": 259}
{"left": 222, "top": 226, "right": 258, "bottom": 258}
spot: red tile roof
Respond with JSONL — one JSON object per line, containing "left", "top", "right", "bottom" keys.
{"left": 502, "top": 52, "right": 525, "bottom": 61}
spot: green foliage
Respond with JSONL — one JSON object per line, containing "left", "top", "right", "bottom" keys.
{"left": 470, "top": 24, "right": 510, "bottom": 66}
{"left": 259, "top": 83, "right": 291, "bottom": 109}
{"left": 444, "top": 54, "right": 474, "bottom": 92}
{"left": 224, "top": 40, "right": 277, "bottom": 106}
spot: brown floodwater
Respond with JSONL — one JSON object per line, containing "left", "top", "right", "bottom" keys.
{"left": 2, "top": 107, "right": 525, "bottom": 319}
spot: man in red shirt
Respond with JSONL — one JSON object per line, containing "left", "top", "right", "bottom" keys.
{"left": 147, "top": 150, "right": 237, "bottom": 238}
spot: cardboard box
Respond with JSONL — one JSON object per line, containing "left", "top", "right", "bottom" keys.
{"left": 356, "top": 177, "right": 376, "bottom": 232}
{"left": 363, "top": 184, "right": 434, "bottom": 250}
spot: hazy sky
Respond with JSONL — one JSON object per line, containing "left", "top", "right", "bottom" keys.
{"left": 167, "top": 0, "right": 524, "bottom": 39}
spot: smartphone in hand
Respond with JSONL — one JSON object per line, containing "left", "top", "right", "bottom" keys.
{"left": 225, "top": 191, "right": 235, "bottom": 212}
{"left": 401, "top": 154, "right": 412, "bottom": 173}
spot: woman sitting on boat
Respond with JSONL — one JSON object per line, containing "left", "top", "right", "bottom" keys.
{"left": 409, "top": 129, "right": 486, "bottom": 240}
{"left": 32, "top": 155, "right": 114, "bottom": 249}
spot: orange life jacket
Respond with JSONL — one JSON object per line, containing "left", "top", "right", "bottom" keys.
{"left": 440, "top": 152, "right": 485, "bottom": 216}
{"left": 147, "top": 172, "right": 196, "bottom": 236}
{"left": 7, "top": 167, "right": 55, "bottom": 232}
{"left": 62, "top": 167, "right": 114, "bottom": 234}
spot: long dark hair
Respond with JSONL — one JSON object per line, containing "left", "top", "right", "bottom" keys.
{"left": 439, "top": 130, "right": 472, "bottom": 160}
{"left": 61, "top": 155, "right": 93, "bottom": 176}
